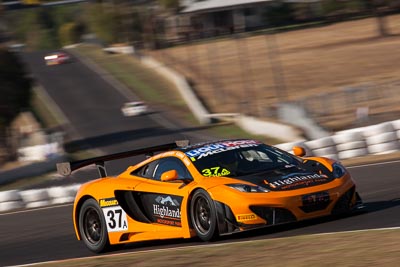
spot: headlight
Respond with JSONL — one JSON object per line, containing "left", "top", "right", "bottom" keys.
{"left": 332, "top": 162, "right": 346, "bottom": 178}
{"left": 227, "top": 184, "right": 270, "bottom": 193}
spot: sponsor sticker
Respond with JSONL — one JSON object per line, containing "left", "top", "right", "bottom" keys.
{"left": 99, "top": 197, "right": 119, "bottom": 207}
{"left": 269, "top": 173, "right": 330, "bottom": 190}
{"left": 152, "top": 195, "right": 182, "bottom": 227}
{"left": 185, "top": 140, "right": 261, "bottom": 160}
{"left": 99, "top": 198, "right": 128, "bottom": 232}
{"left": 302, "top": 191, "right": 330, "bottom": 206}
{"left": 236, "top": 213, "right": 257, "bottom": 222}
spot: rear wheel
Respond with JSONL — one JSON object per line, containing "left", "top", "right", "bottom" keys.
{"left": 78, "top": 199, "right": 109, "bottom": 253}
{"left": 190, "top": 189, "right": 218, "bottom": 241}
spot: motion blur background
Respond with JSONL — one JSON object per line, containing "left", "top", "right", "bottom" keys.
{"left": 1, "top": 0, "right": 400, "bottom": 170}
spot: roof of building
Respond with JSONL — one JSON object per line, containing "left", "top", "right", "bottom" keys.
{"left": 181, "top": 0, "right": 273, "bottom": 14}
{"left": 180, "top": 0, "right": 320, "bottom": 14}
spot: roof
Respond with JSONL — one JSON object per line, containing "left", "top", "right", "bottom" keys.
{"left": 180, "top": 0, "right": 321, "bottom": 14}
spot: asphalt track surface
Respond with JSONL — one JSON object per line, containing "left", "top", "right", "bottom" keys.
{"left": 0, "top": 52, "right": 399, "bottom": 266}
{"left": 19, "top": 51, "right": 216, "bottom": 186}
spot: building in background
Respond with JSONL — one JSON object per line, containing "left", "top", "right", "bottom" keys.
{"left": 162, "top": 0, "right": 322, "bottom": 42}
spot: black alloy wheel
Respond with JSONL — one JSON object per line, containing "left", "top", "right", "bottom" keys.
{"left": 190, "top": 189, "right": 218, "bottom": 241}
{"left": 78, "top": 198, "right": 109, "bottom": 253}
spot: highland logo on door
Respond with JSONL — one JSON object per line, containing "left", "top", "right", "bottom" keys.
{"left": 155, "top": 195, "right": 180, "bottom": 206}
{"left": 152, "top": 195, "right": 182, "bottom": 227}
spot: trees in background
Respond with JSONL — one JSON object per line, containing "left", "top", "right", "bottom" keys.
{"left": 7, "top": 4, "right": 84, "bottom": 50}
{"left": 319, "top": 0, "right": 400, "bottom": 37}
{"left": 4, "top": 0, "right": 400, "bottom": 50}
{"left": 158, "top": 0, "right": 180, "bottom": 11}
{"left": 0, "top": 48, "right": 32, "bottom": 160}
{"left": 6, "top": 2, "right": 148, "bottom": 48}
{"left": 0, "top": 49, "right": 32, "bottom": 127}
{"left": 365, "top": 0, "right": 400, "bottom": 36}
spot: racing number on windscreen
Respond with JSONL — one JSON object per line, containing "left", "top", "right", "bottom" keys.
{"left": 103, "top": 206, "right": 128, "bottom": 232}
{"left": 201, "top": 166, "right": 230, "bottom": 177}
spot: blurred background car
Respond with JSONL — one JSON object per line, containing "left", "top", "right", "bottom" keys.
{"left": 44, "top": 52, "right": 71, "bottom": 66}
{"left": 121, "top": 101, "right": 148, "bottom": 116}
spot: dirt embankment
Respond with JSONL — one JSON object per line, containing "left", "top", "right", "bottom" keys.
{"left": 149, "top": 15, "right": 400, "bottom": 131}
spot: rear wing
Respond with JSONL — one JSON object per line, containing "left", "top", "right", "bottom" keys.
{"left": 56, "top": 140, "right": 189, "bottom": 178}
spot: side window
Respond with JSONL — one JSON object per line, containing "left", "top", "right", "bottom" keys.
{"left": 153, "top": 157, "right": 192, "bottom": 181}
{"left": 132, "top": 160, "right": 159, "bottom": 178}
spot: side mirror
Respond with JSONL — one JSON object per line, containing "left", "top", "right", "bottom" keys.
{"left": 292, "top": 146, "right": 306, "bottom": 157}
{"left": 161, "top": 170, "right": 179, "bottom": 182}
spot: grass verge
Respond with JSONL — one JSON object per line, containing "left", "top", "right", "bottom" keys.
{"left": 31, "top": 86, "right": 62, "bottom": 129}
{"left": 31, "top": 229, "right": 400, "bottom": 267}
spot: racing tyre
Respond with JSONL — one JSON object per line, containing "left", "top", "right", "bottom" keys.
{"left": 190, "top": 189, "right": 218, "bottom": 241}
{"left": 79, "top": 199, "right": 109, "bottom": 253}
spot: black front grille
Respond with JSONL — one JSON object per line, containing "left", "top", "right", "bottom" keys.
{"left": 250, "top": 206, "right": 297, "bottom": 225}
{"left": 299, "top": 191, "right": 331, "bottom": 213}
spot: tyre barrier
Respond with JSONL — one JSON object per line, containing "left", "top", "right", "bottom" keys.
{"left": 0, "top": 190, "right": 24, "bottom": 212}
{"left": 274, "top": 140, "right": 312, "bottom": 156}
{"left": 333, "top": 129, "right": 368, "bottom": 160}
{"left": 2, "top": 120, "right": 400, "bottom": 212}
{"left": 363, "top": 122, "right": 400, "bottom": 155}
{"left": 0, "top": 184, "right": 81, "bottom": 212}
{"left": 305, "top": 136, "right": 339, "bottom": 160}
{"left": 277, "top": 120, "right": 400, "bottom": 160}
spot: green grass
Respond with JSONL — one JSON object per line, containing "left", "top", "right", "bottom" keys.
{"left": 30, "top": 86, "right": 62, "bottom": 129}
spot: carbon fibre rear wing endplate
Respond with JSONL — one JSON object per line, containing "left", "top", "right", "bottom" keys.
{"left": 56, "top": 140, "right": 189, "bottom": 178}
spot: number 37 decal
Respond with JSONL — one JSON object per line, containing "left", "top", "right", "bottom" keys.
{"left": 102, "top": 206, "right": 128, "bottom": 232}
{"left": 201, "top": 166, "right": 230, "bottom": 177}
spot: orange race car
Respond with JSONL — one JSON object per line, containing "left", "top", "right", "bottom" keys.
{"left": 57, "top": 139, "right": 363, "bottom": 253}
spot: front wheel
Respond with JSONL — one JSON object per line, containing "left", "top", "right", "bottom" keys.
{"left": 190, "top": 189, "right": 218, "bottom": 241}
{"left": 78, "top": 198, "right": 109, "bottom": 253}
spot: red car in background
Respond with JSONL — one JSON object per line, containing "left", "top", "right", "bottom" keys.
{"left": 44, "top": 52, "right": 71, "bottom": 66}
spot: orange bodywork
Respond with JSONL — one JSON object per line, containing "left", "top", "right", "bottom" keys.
{"left": 72, "top": 148, "right": 359, "bottom": 246}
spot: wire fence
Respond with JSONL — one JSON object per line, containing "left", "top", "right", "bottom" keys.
{"left": 300, "top": 80, "right": 400, "bottom": 131}
{"left": 142, "top": 14, "right": 400, "bottom": 132}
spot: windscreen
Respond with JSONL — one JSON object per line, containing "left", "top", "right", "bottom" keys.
{"left": 185, "top": 141, "right": 301, "bottom": 178}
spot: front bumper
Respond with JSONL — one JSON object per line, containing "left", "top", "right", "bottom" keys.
{"left": 211, "top": 177, "right": 361, "bottom": 234}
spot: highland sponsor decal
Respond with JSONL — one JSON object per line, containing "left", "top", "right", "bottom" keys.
{"left": 268, "top": 173, "right": 330, "bottom": 190}
{"left": 186, "top": 140, "right": 261, "bottom": 160}
{"left": 152, "top": 195, "right": 182, "bottom": 227}
{"left": 153, "top": 205, "right": 181, "bottom": 219}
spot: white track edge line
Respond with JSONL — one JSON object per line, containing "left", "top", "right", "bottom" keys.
{"left": 347, "top": 159, "right": 400, "bottom": 169}
{"left": 0, "top": 204, "right": 73, "bottom": 216}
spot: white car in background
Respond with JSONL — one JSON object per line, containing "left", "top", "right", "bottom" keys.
{"left": 121, "top": 101, "right": 148, "bottom": 116}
